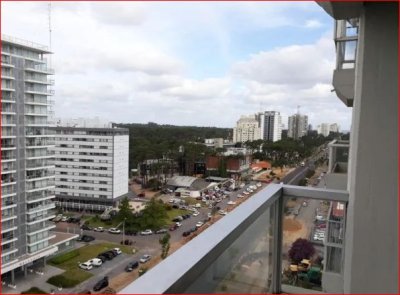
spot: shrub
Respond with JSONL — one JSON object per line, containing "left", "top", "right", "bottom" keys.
{"left": 21, "top": 287, "right": 48, "bottom": 294}
{"left": 47, "top": 275, "right": 80, "bottom": 288}
{"left": 49, "top": 250, "right": 79, "bottom": 265}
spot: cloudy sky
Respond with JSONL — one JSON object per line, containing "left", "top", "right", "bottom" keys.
{"left": 2, "top": 1, "right": 351, "bottom": 130}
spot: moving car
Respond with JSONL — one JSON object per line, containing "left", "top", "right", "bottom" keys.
{"left": 108, "top": 228, "right": 121, "bottom": 234}
{"left": 93, "top": 277, "right": 108, "bottom": 292}
{"left": 139, "top": 254, "right": 151, "bottom": 263}
{"left": 79, "top": 261, "right": 93, "bottom": 270}
{"left": 140, "top": 229, "right": 153, "bottom": 235}
{"left": 94, "top": 227, "right": 104, "bottom": 232}
{"left": 125, "top": 261, "right": 139, "bottom": 272}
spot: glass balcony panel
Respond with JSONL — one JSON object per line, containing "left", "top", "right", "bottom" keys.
{"left": 185, "top": 203, "right": 275, "bottom": 293}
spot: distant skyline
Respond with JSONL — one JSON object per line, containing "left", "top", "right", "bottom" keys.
{"left": 2, "top": 1, "right": 352, "bottom": 129}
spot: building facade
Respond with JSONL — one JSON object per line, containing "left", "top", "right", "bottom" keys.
{"left": 288, "top": 113, "right": 308, "bottom": 139}
{"left": 233, "top": 115, "right": 261, "bottom": 143}
{"left": 1, "top": 36, "right": 58, "bottom": 278}
{"left": 317, "top": 123, "right": 340, "bottom": 137}
{"left": 51, "top": 127, "right": 129, "bottom": 212}
{"left": 257, "top": 111, "right": 282, "bottom": 142}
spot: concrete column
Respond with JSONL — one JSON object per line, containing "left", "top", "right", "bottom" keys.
{"left": 10, "top": 270, "right": 15, "bottom": 284}
{"left": 24, "top": 266, "right": 27, "bottom": 277}
{"left": 344, "top": 3, "right": 398, "bottom": 293}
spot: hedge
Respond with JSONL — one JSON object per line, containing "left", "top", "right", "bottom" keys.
{"left": 21, "top": 287, "right": 48, "bottom": 294}
{"left": 49, "top": 250, "right": 79, "bottom": 265}
{"left": 47, "top": 274, "right": 80, "bottom": 288}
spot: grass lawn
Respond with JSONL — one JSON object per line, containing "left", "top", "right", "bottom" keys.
{"left": 83, "top": 216, "right": 121, "bottom": 229}
{"left": 47, "top": 242, "right": 135, "bottom": 287}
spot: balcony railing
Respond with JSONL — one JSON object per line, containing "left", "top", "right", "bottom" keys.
{"left": 120, "top": 184, "right": 348, "bottom": 294}
{"left": 328, "top": 140, "right": 349, "bottom": 174}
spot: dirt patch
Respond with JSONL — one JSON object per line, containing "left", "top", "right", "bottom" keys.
{"left": 283, "top": 217, "right": 302, "bottom": 232}
{"left": 129, "top": 183, "right": 159, "bottom": 199}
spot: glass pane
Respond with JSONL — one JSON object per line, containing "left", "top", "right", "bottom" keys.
{"left": 184, "top": 203, "right": 275, "bottom": 293}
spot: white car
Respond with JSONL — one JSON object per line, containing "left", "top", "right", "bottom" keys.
{"left": 140, "top": 229, "right": 153, "bottom": 235}
{"left": 195, "top": 203, "right": 201, "bottom": 208}
{"left": 227, "top": 201, "right": 237, "bottom": 205}
{"left": 139, "top": 254, "right": 152, "bottom": 263}
{"left": 61, "top": 216, "right": 68, "bottom": 222}
{"left": 192, "top": 211, "right": 199, "bottom": 217}
{"left": 246, "top": 188, "right": 252, "bottom": 192}
{"left": 89, "top": 258, "right": 102, "bottom": 267}
{"left": 256, "top": 182, "right": 262, "bottom": 187}
{"left": 113, "top": 248, "right": 122, "bottom": 255}
{"left": 239, "top": 183, "right": 245, "bottom": 188}
{"left": 218, "top": 210, "right": 227, "bottom": 215}
{"left": 108, "top": 228, "right": 121, "bottom": 234}
{"left": 176, "top": 222, "right": 182, "bottom": 227}
{"left": 79, "top": 261, "right": 93, "bottom": 270}
{"left": 94, "top": 227, "right": 104, "bottom": 232}
{"left": 196, "top": 221, "right": 204, "bottom": 228}
{"left": 243, "top": 191, "right": 250, "bottom": 195}
{"left": 237, "top": 194, "right": 244, "bottom": 198}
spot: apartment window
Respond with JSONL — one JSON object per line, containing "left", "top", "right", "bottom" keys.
{"left": 100, "top": 181, "right": 107, "bottom": 184}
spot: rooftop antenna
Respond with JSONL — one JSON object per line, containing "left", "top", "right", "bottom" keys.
{"left": 297, "top": 105, "right": 301, "bottom": 115}
{"left": 47, "top": 2, "right": 55, "bottom": 126}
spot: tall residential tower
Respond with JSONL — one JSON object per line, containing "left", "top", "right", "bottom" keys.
{"left": 1, "top": 36, "right": 58, "bottom": 277}
{"left": 288, "top": 113, "right": 308, "bottom": 140}
{"left": 258, "top": 111, "right": 282, "bottom": 142}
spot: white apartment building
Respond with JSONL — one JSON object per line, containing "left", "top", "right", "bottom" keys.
{"left": 257, "top": 111, "right": 282, "bottom": 142}
{"left": 1, "top": 35, "right": 63, "bottom": 281}
{"left": 317, "top": 123, "right": 340, "bottom": 136}
{"left": 288, "top": 113, "right": 308, "bottom": 139}
{"left": 51, "top": 127, "right": 130, "bottom": 212}
{"left": 233, "top": 115, "right": 261, "bottom": 143}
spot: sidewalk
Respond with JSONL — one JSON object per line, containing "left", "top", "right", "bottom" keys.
{"left": 2, "top": 265, "right": 64, "bottom": 294}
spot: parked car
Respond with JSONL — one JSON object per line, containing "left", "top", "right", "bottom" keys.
{"left": 96, "top": 255, "right": 107, "bottom": 263}
{"left": 182, "top": 231, "right": 191, "bottom": 237}
{"left": 169, "top": 225, "right": 178, "bottom": 231}
{"left": 243, "top": 191, "right": 250, "bottom": 195}
{"left": 121, "top": 239, "right": 133, "bottom": 245}
{"left": 89, "top": 258, "right": 102, "bottom": 267}
{"left": 195, "top": 203, "right": 201, "bottom": 208}
{"left": 175, "top": 222, "right": 182, "bottom": 227}
{"left": 218, "top": 210, "right": 227, "bottom": 215}
{"left": 302, "top": 201, "right": 308, "bottom": 207}
{"left": 124, "top": 230, "right": 138, "bottom": 236}
{"left": 139, "top": 254, "right": 151, "bottom": 263}
{"left": 81, "top": 224, "right": 92, "bottom": 231}
{"left": 77, "top": 235, "right": 95, "bottom": 243}
{"left": 79, "top": 262, "right": 93, "bottom": 270}
{"left": 172, "top": 216, "right": 183, "bottom": 222}
{"left": 53, "top": 214, "right": 63, "bottom": 222}
{"left": 125, "top": 261, "right": 139, "bottom": 272}
{"left": 196, "top": 221, "right": 204, "bottom": 228}
{"left": 237, "top": 194, "right": 244, "bottom": 198}
{"left": 192, "top": 211, "right": 199, "bottom": 217}
{"left": 227, "top": 201, "right": 237, "bottom": 205}
{"left": 94, "top": 227, "right": 104, "bottom": 232}
{"left": 190, "top": 227, "right": 197, "bottom": 233}
{"left": 113, "top": 248, "right": 122, "bottom": 255}
{"left": 108, "top": 228, "right": 121, "bottom": 234}
{"left": 61, "top": 216, "right": 68, "bottom": 222}
{"left": 140, "top": 229, "right": 153, "bottom": 235}
{"left": 93, "top": 277, "right": 108, "bottom": 292}
{"left": 256, "top": 182, "right": 262, "bottom": 187}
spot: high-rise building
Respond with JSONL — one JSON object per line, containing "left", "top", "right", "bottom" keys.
{"left": 51, "top": 126, "right": 130, "bottom": 211}
{"left": 1, "top": 36, "right": 59, "bottom": 277}
{"left": 257, "top": 111, "right": 282, "bottom": 142}
{"left": 317, "top": 123, "right": 340, "bottom": 137}
{"left": 288, "top": 113, "right": 308, "bottom": 139}
{"left": 233, "top": 115, "right": 261, "bottom": 143}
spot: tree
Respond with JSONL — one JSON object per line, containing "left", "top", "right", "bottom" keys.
{"left": 139, "top": 198, "right": 168, "bottom": 230}
{"left": 288, "top": 238, "right": 315, "bottom": 264}
{"left": 159, "top": 233, "right": 171, "bottom": 259}
{"left": 117, "top": 197, "right": 133, "bottom": 221}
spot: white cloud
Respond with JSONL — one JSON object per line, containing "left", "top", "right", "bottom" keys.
{"left": 90, "top": 3, "right": 147, "bottom": 26}
{"left": 304, "top": 19, "right": 323, "bottom": 28}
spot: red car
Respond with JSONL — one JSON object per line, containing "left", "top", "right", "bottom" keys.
{"left": 169, "top": 225, "right": 178, "bottom": 231}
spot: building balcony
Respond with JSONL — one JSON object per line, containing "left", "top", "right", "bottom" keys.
{"left": 26, "top": 202, "right": 56, "bottom": 215}
{"left": 120, "top": 184, "right": 348, "bottom": 294}
{"left": 26, "top": 192, "right": 55, "bottom": 204}
{"left": 24, "top": 87, "right": 54, "bottom": 96}
{"left": 27, "top": 222, "right": 56, "bottom": 235}
{"left": 328, "top": 140, "right": 349, "bottom": 175}
{"left": 25, "top": 77, "right": 54, "bottom": 85}
{"left": 26, "top": 213, "right": 56, "bottom": 225}
{"left": 1, "top": 234, "right": 17, "bottom": 246}
{"left": 1, "top": 221, "right": 17, "bottom": 234}
{"left": 25, "top": 64, "right": 54, "bottom": 75}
